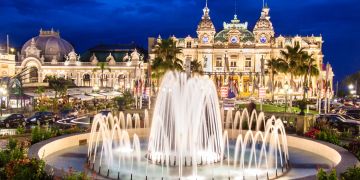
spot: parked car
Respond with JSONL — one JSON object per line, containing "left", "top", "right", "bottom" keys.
{"left": 344, "top": 109, "right": 360, "bottom": 119}
{"left": 26, "top": 112, "right": 57, "bottom": 125}
{"left": 59, "top": 109, "right": 79, "bottom": 119}
{"left": 0, "top": 114, "right": 26, "bottom": 128}
{"left": 316, "top": 114, "right": 360, "bottom": 134}
{"left": 99, "top": 110, "right": 111, "bottom": 116}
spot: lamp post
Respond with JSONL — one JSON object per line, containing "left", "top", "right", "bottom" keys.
{"left": 349, "top": 84, "right": 355, "bottom": 95}
{"left": 284, "top": 82, "right": 292, "bottom": 113}
{"left": 349, "top": 84, "right": 354, "bottom": 91}
{"left": 92, "top": 84, "right": 99, "bottom": 93}
{"left": 0, "top": 86, "right": 8, "bottom": 116}
{"left": 113, "top": 85, "right": 120, "bottom": 92}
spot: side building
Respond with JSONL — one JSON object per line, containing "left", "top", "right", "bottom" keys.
{"left": 14, "top": 29, "right": 148, "bottom": 92}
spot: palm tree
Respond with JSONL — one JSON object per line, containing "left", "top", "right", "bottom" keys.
{"left": 298, "top": 53, "right": 320, "bottom": 100}
{"left": 151, "top": 38, "right": 183, "bottom": 87}
{"left": 93, "top": 62, "right": 111, "bottom": 88}
{"left": 34, "top": 86, "right": 45, "bottom": 104}
{"left": 280, "top": 44, "right": 305, "bottom": 89}
{"left": 190, "top": 60, "right": 203, "bottom": 75}
{"left": 267, "top": 58, "right": 287, "bottom": 101}
{"left": 44, "top": 75, "right": 73, "bottom": 111}
{"left": 153, "top": 38, "right": 182, "bottom": 64}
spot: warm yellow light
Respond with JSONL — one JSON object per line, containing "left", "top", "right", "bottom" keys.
{"left": 348, "top": 84, "right": 354, "bottom": 90}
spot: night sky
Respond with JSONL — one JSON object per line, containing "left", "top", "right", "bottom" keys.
{"left": 0, "top": 0, "right": 359, "bottom": 82}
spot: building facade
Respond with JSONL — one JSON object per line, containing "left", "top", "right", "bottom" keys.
{"left": 149, "top": 4, "right": 334, "bottom": 99}
{"left": 10, "top": 29, "right": 148, "bottom": 92}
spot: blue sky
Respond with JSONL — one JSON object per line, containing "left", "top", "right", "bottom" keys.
{"left": 0, "top": 0, "right": 359, "bottom": 81}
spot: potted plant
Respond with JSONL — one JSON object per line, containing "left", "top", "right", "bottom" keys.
{"left": 298, "top": 100, "right": 308, "bottom": 116}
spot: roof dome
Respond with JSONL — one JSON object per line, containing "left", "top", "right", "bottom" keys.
{"left": 21, "top": 29, "right": 74, "bottom": 62}
{"left": 254, "top": 18, "right": 273, "bottom": 30}
{"left": 214, "top": 15, "right": 254, "bottom": 43}
{"left": 197, "top": 18, "right": 215, "bottom": 31}
{"left": 197, "top": 5, "right": 215, "bottom": 32}
{"left": 214, "top": 29, "right": 254, "bottom": 43}
{"left": 253, "top": 7, "right": 274, "bottom": 32}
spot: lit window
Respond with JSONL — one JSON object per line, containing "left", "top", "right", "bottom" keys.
{"left": 186, "top": 42, "right": 192, "bottom": 48}
{"left": 279, "top": 42, "right": 283, "bottom": 48}
{"left": 245, "top": 58, "right": 251, "bottom": 68}
{"left": 216, "top": 57, "right": 222, "bottom": 67}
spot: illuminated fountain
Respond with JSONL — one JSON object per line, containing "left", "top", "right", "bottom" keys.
{"left": 87, "top": 71, "right": 289, "bottom": 179}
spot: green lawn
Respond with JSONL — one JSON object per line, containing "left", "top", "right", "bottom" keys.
{"left": 237, "top": 103, "right": 319, "bottom": 115}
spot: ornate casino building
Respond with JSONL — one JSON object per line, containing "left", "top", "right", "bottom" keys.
{"left": 149, "top": 3, "right": 334, "bottom": 99}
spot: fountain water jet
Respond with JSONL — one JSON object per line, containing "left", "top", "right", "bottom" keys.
{"left": 87, "top": 71, "right": 290, "bottom": 179}
{"left": 147, "top": 72, "right": 224, "bottom": 177}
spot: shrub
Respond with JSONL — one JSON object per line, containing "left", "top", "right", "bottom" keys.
{"left": 305, "top": 128, "right": 320, "bottom": 139}
{"left": 31, "top": 125, "right": 84, "bottom": 144}
{"left": 62, "top": 126, "right": 82, "bottom": 135}
{"left": 7, "top": 138, "right": 18, "bottom": 150}
{"left": 316, "top": 168, "right": 337, "bottom": 180}
{"left": 347, "top": 139, "right": 360, "bottom": 160}
{"left": 63, "top": 167, "right": 89, "bottom": 180}
{"left": 315, "top": 127, "right": 340, "bottom": 145}
{"left": 4, "top": 158, "right": 52, "bottom": 180}
{"left": 340, "top": 166, "right": 360, "bottom": 180}
{"left": 114, "top": 90, "right": 134, "bottom": 110}
{"left": 31, "top": 126, "right": 54, "bottom": 144}
{"left": 35, "top": 104, "right": 50, "bottom": 112}
{"left": 340, "top": 130, "right": 353, "bottom": 139}
{"left": 0, "top": 138, "right": 26, "bottom": 178}
{"left": 16, "top": 126, "right": 25, "bottom": 134}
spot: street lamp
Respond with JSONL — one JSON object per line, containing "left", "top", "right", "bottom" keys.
{"left": 0, "top": 86, "right": 8, "bottom": 116}
{"left": 92, "top": 84, "right": 99, "bottom": 93}
{"left": 349, "top": 84, "right": 354, "bottom": 90}
{"left": 284, "top": 82, "right": 292, "bottom": 113}
{"left": 113, "top": 84, "right": 120, "bottom": 92}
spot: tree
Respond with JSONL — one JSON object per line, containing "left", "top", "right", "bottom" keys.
{"left": 190, "top": 59, "right": 203, "bottom": 75}
{"left": 44, "top": 76, "right": 73, "bottom": 111}
{"left": 267, "top": 58, "right": 287, "bottom": 101}
{"left": 34, "top": 87, "right": 45, "bottom": 97}
{"left": 34, "top": 86, "right": 45, "bottom": 107}
{"left": 280, "top": 44, "right": 305, "bottom": 89}
{"left": 113, "top": 90, "right": 134, "bottom": 111}
{"left": 151, "top": 38, "right": 183, "bottom": 87}
{"left": 93, "top": 62, "right": 111, "bottom": 88}
{"left": 297, "top": 53, "right": 320, "bottom": 100}
{"left": 153, "top": 38, "right": 183, "bottom": 65}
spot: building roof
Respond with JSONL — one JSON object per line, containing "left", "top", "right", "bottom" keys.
{"left": 20, "top": 29, "right": 73, "bottom": 62}
{"left": 80, "top": 43, "right": 148, "bottom": 62}
{"left": 214, "top": 28, "right": 255, "bottom": 43}
{"left": 214, "top": 16, "right": 254, "bottom": 43}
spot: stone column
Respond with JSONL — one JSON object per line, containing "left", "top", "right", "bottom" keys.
{"left": 38, "top": 70, "right": 42, "bottom": 83}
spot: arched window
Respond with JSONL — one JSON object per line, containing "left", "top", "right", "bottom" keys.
{"left": 118, "top": 74, "right": 126, "bottom": 91}
{"left": 99, "top": 74, "right": 108, "bottom": 87}
{"left": 83, "top": 74, "right": 91, "bottom": 87}
{"left": 29, "top": 67, "right": 38, "bottom": 83}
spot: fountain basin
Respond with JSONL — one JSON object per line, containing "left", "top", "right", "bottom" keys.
{"left": 28, "top": 129, "right": 358, "bottom": 179}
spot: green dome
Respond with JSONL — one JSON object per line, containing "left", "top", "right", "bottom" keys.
{"left": 214, "top": 29, "right": 255, "bottom": 43}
